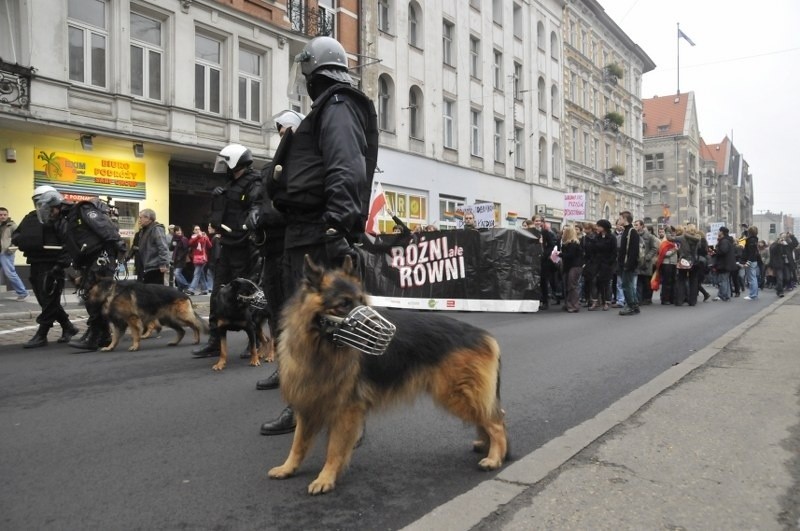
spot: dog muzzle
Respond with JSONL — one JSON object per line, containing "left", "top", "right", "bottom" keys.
{"left": 320, "top": 305, "right": 396, "bottom": 356}
{"left": 237, "top": 289, "right": 268, "bottom": 310}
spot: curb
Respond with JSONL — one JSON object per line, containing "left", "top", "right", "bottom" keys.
{"left": 402, "top": 290, "right": 797, "bottom": 531}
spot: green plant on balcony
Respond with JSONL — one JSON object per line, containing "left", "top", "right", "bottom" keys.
{"left": 605, "top": 63, "right": 623, "bottom": 79}
{"left": 610, "top": 164, "right": 626, "bottom": 176}
{"left": 605, "top": 111, "right": 625, "bottom": 127}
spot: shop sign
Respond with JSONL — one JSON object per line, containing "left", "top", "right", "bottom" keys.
{"left": 33, "top": 148, "right": 146, "bottom": 200}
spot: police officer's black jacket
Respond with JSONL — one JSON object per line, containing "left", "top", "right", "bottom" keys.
{"left": 12, "top": 211, "right": 71, "bottom": 267}
{"left": 55, "top": 199, "right": 124, "bottom": 267}
{"left": 209, "top": 166, "right": 263, "bottom": 248}
{"left": 269, "top": 83, "right": 378, "bottom": 248}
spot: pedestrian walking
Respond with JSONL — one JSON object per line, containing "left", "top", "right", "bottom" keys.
{"left": 0, "top": 207, "right": 30, "bottom": 300}
{"left": 134, "top": 209, "right": 171, "bottom": 285}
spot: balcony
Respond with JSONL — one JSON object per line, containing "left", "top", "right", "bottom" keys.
{"left": 288, "top": 0, "right": 334, "bottom": 38}
{"left": 0, "top": 60, "right": 34, "bottom": 110}
{"left": 603, "top": 63, "right": 623, "bottom": 85}
{"left": 603, "top": 111, "right": 624, "bottom": 133}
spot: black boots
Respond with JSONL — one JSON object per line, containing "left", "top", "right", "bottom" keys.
{"left": 191, "top": 335, "right": 220, "bottom": 358}
{"left": 69, "top": 327, "right": 111, "bottom": 351}
{"left": 58, "top": 322, "right": 79, "bottom": 344}
{"left": 255, "top": 369, "right": 280, "bottom": 390}
{"left": 260, "top": 406, "right": 296, "bottom": 436}
{"left": 23, "top": 325, "right": 50, "bottom": 349}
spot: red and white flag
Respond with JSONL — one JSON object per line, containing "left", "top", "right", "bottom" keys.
{"left": 365, "top": 182, "right": 387, "bottom": 235}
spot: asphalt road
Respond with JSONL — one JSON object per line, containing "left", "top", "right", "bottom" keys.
{"left": 0, "top": 293, "right": 774, "bottom": 530}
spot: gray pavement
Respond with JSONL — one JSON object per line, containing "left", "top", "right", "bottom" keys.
{"left": 405, "top": 290, "right": 800, "bottom": 530}
{"left": 3, "top": 289, "right": 798, "bottom": 529}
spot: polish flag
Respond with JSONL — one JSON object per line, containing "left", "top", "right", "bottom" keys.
{"left": 365, "top": 182, "right": 387, "bottom": 235}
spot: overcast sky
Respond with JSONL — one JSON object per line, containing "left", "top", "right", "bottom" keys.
{"left": 598, "top": 0, "right": 800, "bottom": 216}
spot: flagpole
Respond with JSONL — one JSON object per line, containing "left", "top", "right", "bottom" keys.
{"left": 677, "top": 22, "right": 680, "bottom": 95}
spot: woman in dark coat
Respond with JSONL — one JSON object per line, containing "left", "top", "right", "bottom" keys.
{"left": 589, "top": 219, "right": 617, "bottom": 311}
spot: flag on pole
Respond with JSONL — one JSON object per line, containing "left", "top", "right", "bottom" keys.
{"left": 365, "top": 182, "right": 387, "bottom": 235}
{"left": 678, "top": 28, "right": 696, "bottom": 46}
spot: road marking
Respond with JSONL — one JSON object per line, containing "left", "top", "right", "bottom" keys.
{"left": 0, "top": 317, "right": 87, "bottom": 336}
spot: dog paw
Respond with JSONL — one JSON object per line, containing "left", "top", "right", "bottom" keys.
{"left": 268, "top": 466, "right": 294, "bottom": 479}
{"left": 308, "top": 478, "right": 336, "bottom": 495}
{"left": 249, "top": 359, "right": 261, "bottom": 367}
{"left": 478, "top": 457, "right": 502, "bottom": 471}
{"left": 212, "top": 362, "right": 226, "bottom": 371}
{"left": 100, "top": 346, "right": 113, "bottom": 352}
{"left": 128, "top": 346, "right": 139, "bottom": 352}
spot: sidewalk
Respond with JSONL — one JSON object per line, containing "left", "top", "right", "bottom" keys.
{"left": 406, "top": 290, "right": 800, "bottom": 530}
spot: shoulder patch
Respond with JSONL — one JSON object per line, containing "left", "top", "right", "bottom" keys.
{"left": 87, "top": 211, "right": 98, "bottom": 219}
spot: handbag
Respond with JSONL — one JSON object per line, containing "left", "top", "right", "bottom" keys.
{"left": 677, "top": 258, "right": 693, "bottom": 270}
{"left": 549, "top": 247, "right": 561, "bottom": 265}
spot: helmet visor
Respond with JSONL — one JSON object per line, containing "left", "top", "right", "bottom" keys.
{"left": 287, "top": 61, "right": 308, "bottom": 99}
{"left": 213, "top": 155, "right": 232, "bottom": 173}
{"left": 35, "top": 200, "right": 53, "bottom": 224}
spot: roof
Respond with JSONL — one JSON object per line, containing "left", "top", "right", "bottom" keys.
{"left": 642, "top": 93, "right": 689, "bottom": 138}
{"left": 702, "top": 136, "right": 730, "bottom": 174}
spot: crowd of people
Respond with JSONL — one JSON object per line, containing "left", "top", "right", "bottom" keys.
{"left": 525, "top": 215, "right": 798, "bottom": 315}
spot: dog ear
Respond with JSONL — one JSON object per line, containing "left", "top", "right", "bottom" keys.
{"left": 342, "top": 255, "right": 354, "bottom": 276}
{"left": 303, "top": 254, "right": 324, "bottom": 289}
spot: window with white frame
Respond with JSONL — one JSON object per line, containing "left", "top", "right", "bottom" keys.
{"left": 378, "top": 0, "right": 390, "bottom": 33}
{"left": 382, "top": 189, "right": 428, "bottom": 232}
{"left": 583, "top": 132, "right": 590, "bottom": 165}
{"left": 593, "top": 138, "right": 599, "bottom": 169}
{"left": 512, "top": 3, "right": 522, "bottom": 38}
{"left": 316, "top": 0, "right": 336, "bottom": 37}
{"left": 439, "top": 196, "right": 465, "bottom": 230}
{"left": 493, "top": 49, "right": 502, "bottom": 89}
{"left": 408, "top": 2, "right": 419, "bottom": 46}
{"left": 645, "top": 153, "right": 664, "bottom": 170}
{"left": 443, "top": 98, "right": 455, "bottom": 148}
{"left": 492, "top": 0, "right": 502, "bottom": 24}
{"left": 195, "top": 32, "right": 222, "bottom": 114}
{"left": 604, "top": 142, "right": 610, "bottom": 168}
{"left": 470, "top": 0, "right": 481, "bottom": 9}
{"left": 514, "top": 127, "right": 523, "bottom": 168}
{"left": 494, "top": 118, "right": 504, "bottom": 162}
{"left": 378, "top": 74, "right": 393, "bottom": 131}
{"left": 130, "top": 11, "right": 162, "bottom": 101}
{"left": 68, "top": 0, "right": 108, "bottom": 88}
{"left": 552, "top": 143, "right": 561, "bottom": 180}
{"left": 442, "top": 20, "right": 454, "bottom": 66}
{"left": 537, "top": 76, "right": 546, "bottom": 111}
{"left": 408, "top": 86, "right": 423, "bottom": 139}
{"left": 238, "top": 48, "right": 261, "bottom": 122}
{"left": 539, "top": 137, "right": 547, "bottom": 177}
{"left": 470, "top": 109, "right": 481, "bottom": 157}
{"left": 551, "top": 84, "right": 559, "bottom": 117}
{"left": 571, "top": 127, "right": 577, "bottom": 158}
{"left": 469, "top": 36, "right": 480, "bottom": 78}
{"left": 569, "top": 71, "right": 576, "bottom": 102}
{"left": 537, "top": 21, "right": 545, "bottom": 50}
{"left": 550, "top": 31, "right": 559, "bottom": 61}
{"left": 513, "top": 62, "right": 522, "bottom": 99}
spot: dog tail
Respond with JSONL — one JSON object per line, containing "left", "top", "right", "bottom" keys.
{"left": 190, "top": 302, "right": 210, "bottom": 334}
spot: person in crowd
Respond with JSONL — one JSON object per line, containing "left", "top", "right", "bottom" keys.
{"left": 634, "top": 220, "right": 658, "bottom": 305}
{"left": 205, "top": 224, "right": 221, "bottom": 291}
{"left": 424, "top": 224, "right": 437, "bottom": 232}
{"left": 134, "top": 209, "right": 171, "bottom": 285}
{"left": 695, "top": 228, "right": 712, "bottom": 303}
{"left": 11, "top": 187, "right": 78, "bottom": 347}
{"left": 186, "top": 225, "right": 212, "bottom": 295}
{"left": 0, "top": 207, "right": 30, "bottom": 301}
{"left": 732, "top": 237, "right": 746, "bottom": 297}
{"left": 253, "top": 109, "right": 302, "bottom": 387}
{"left": 758, "top": 240, "right": 770, "bottom": 289}
{"left": 769, "top": 235, "right": 789, "bottom": 297}
{"left": 653, "top": 227, "right": 678, "bottom": 305}
{"left": 258, "top": 36, "right": 378, "bottom": 436}
{"left": 170, "top": 225, "right": 191, "bottom": 291}
{"left": 587, "top": 219, "right": 616, "bottom": 311}
{"left": 612, "top": 224, "right": 625, "bottom": 308}
{"left": 616, "top": 211, "right": 640, "bottom": 316}
{"left": 667, "top": 224, "right": 705, "bottom": 306}
{"left": 742, "top": 225, "right": 760, "bottom": 300}
{"left": 191, "top": 143, "right": 263, "bottom": 358}
{"left": 580, "top": 222, "right": 596, "bottom": 306}
{"left": 531, "top": 214, "right": 558, "bottom": 310}
{"left": 558, "top": 225, "right": 583, "bottom": 313}
{"left": 711, "top": 226, "right": 736, "bottom": 301}
{"left": 463, "top": 212, "right": 478, "bottom": 230}
{"left": 784, "top": 231, "right": 798, "bottom": 289}
{"left": 36, "top": 189, "right": 125, "bottom": 350}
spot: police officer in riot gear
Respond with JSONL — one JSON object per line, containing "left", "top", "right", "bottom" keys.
{"left": 44, "top": 191, "right": 126, "bottom": 350}
{"left": 258, "top": 36, "right": 379, "bottom": 436}
{"left": 191, "top": 143, "right": 263, "bottom": 358}
{"left": 12, "top": 186, "right": 79, "bottom": 348}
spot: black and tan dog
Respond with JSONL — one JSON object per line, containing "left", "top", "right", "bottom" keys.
{"left": 268, "top": 256, "right": 508, "bottom": 495}
{"left": 85, "top": 280, "right": 207, "bottom": 352}
{"left": 212, "top": 278, "right": 273, "bottom": 371}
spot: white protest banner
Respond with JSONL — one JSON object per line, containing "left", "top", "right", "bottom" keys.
{"left": 456, "top": 203, "right": 495, "bottom": 229}
{"left": 563, "top": 193, "right": 586, "bottom": 220}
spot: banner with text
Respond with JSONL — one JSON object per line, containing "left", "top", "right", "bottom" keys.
{"left": 563, "top": 192, "right": 586, "bottom": 220}
{"left": 454, "top": 202, "right": 496, "bottom": 229}
{"left": 356, "top": 228, "right": 542, "bottom": 312}
{"left": 33, "top": 148, "right": 146, "bottom": 200}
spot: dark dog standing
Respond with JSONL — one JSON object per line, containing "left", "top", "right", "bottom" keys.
{"left": 212, "top": 278, "right": 272, "bottom": 371}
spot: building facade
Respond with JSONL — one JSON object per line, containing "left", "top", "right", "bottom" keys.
{"left": 561, "top": 0, "right": 655, "bottom": 223}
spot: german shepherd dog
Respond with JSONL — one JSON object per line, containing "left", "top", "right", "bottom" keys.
{"left": 212, "top": 278, "right": 273, "bottom": 371}
{"left": 268, "top": 256, "right": 508, "bottom": 495}
{"left": 85, "top": 280, "right": 208, "bottom": 351}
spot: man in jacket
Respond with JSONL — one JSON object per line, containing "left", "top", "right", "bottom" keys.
{"left": 191, "top": 143, "right": 263, "bottom": 358}
{"left": 616, "top": 211, "right": 640, "bottom": 316}
{"left": 12, "top": 187, "right": 79, "bottom": 347}
{"left": 0, "top": 207, "right": 30, "bottom": 301}
{"left": 768, "top": 236, "right": 788, "bottom": 298}
{"left": 712, "top": 226, "right": 736, "bottom": 301}
{"left": 258, "top": 36, "right": 378, "bottom": 436}
{"left": 135, "top": 209, "right": 171, "bottom": 285}
{"left": 634, "top": 220, "right": 658, "bottom": 305}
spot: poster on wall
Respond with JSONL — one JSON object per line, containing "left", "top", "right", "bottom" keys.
{"left": 33, "top": 148, "right": 146, "bottom": 200}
